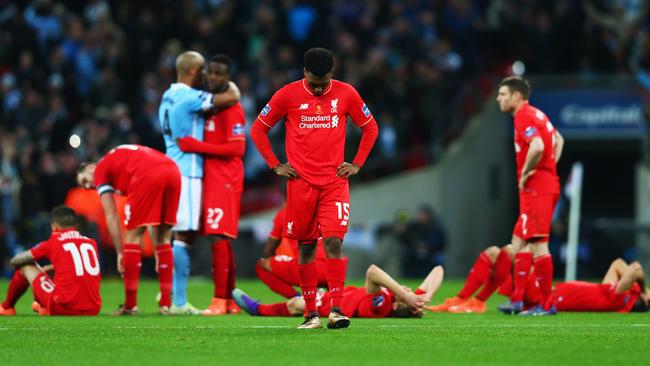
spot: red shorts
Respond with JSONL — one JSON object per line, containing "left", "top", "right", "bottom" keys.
{"left": 513, "top": 193, "right": 559, "bottom": 241}
{"left": 285, "top": 178, "right": 350, "bottom": 241}
{"left": 269, "top": 256, "right": 327, "bottom": 286}
{"left": 202, "top": 189, "right": 242, "bottom": 238}
{"left": 32, "top": 273, "right": 99, "bottom": 316}
{"left": 125, "top": 162, "right": 181, "bottom": 230}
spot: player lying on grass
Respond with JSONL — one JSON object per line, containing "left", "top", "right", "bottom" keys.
{"left": 256, "top": 205, "right": 330, "bottom": 298}
{"left": 0, "top": 206, "right": 101, "bottom": 316}
{"left": 233, "top": 264, "right": 442, "bottom": 324}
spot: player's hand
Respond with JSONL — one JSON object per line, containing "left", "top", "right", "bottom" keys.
{"left": 273, "top": 163, "right": 299, "bottom": 179}
{"left": 336, "top": 162, "right": 360, "bottom": 178}
{"left": 405, "top": 293, "right": 426, "bottom": 310}
{"left": 116, "top": 253, "right": 125, "bottom": 276}
{"left": 519, "top": 169, "right": 536, "bottom": 191}
{"left": 176, "top": 137, "right": 199, "bottom": 152}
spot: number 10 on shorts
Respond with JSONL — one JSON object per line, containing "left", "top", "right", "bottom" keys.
{"left": 335, "top": 202, "right": 350, "bottom": 226}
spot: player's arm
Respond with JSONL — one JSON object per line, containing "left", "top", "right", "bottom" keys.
{"left": 554, "top": 130, "right": 564, "bottom": 164}
{"left": 520, "top": 136, "right": 544, "bottom": 190}
{"left": 212, "top": 81, "right": 241, "bottom": 109}
{"left": 338, "top": 90, "right": 379, "bottom": 178}
{"left": 365, "top": 264, "right": 425, "bottom": 309}
{"left": 415, "top": 266, "right": 445, "bottom": 304}
{"left": 250, "top": 90, "right": 297, "bottom": 178}
{"left": 177, "top": 138, "right": 245, "bottom": 158}
{"left": 615, "top": 261, "right": 646, "bottom": 295}
{"left": 262, "top": 237, "right": 282, "bottom": 258}
{"left": 10, "top": 250, "right": 35, "bottom": 269}
{"left": 100, "top": 192, "right": 125, "bottom": 273}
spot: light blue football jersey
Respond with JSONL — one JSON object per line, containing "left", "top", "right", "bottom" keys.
{"left": 159, "top": 83, "right": 213, "bottom": 177}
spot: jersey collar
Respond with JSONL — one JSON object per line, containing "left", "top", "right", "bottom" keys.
{"left": 302, "top": 79, "right": 333, "bottom": 96}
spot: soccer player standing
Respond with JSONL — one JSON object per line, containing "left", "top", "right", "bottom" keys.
{"left": 251, "top": 48, "right": 379, "bottom": 329}
{"left": 0, "top": 206, "right": 101, "bottom": 316}
{"left": 159, "top": 51, "right": 240, "bottom": 314}
{"left": 76, "top": 144, "right": 181, "bottom": 315}
{"left": 176, "top": 54, "right": 245, "bottom": 315}
{"left": 496, "top": 76, "right": 565, "bottom": 315}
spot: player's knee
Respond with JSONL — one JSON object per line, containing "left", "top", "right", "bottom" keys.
{"left": 484, "top": 246, "right": 500, "bottom": 261}
{"left": 323, "top": 237, "right": 342, "bottom": 254}
{"left": 366, "top": 264, "right": 378, "bottom": 276}
{"left": 613, "top": 258, "right": 626, "bottom": 266}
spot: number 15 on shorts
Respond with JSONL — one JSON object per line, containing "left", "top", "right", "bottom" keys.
{"left": 335, "top": 202, "right": 350, "bottom": 226}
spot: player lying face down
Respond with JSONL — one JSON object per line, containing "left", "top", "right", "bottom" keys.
{"left": 233, "top": 264, "right": 443, "bottom": 320}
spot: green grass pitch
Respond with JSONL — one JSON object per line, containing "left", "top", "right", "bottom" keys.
{"left": 1, "top": 278, "right": 649, "bottom": 366}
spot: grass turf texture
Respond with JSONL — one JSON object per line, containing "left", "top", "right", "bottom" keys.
{"left": 1, "top": 278, "right": 649, "bottom": 366}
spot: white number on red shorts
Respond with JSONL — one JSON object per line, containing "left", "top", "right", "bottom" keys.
{"left": 63, "top": 243, "right": 100, "bottom": 276}
{"left": 40, "top": 276, "right": 55, "bottom": 293}
{"left": 207, "top": 208, "right": 224, "bottom": 229}
{"left": 335, "top": 202, "right": 350, "bottom": 226}
{"left": 124, "top": 204, "right": 131, "bottom": 226}
{"left": 521, "top": 214, "right": 528, "bottom": 236}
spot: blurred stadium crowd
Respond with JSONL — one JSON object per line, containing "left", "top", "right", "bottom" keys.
{"left": 1, "top": 0, "right": 649, "bottom": 272}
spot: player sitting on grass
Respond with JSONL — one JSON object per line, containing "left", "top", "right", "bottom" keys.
{"left": 256, "top": 205, "right": 330, "bottom": 298}
{"left": 0, "top": 206, "right": 101, "bottom": 316}
{"left": 233, "top": 264, "right": 442, "bottom": 323}
{"left": 428, "top": 244, "right": 540, "bottom": 314}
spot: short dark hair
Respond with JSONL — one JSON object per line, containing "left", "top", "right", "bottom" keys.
{"left": 51, "top": 205, "right": 77, "bottom": 228}
{"left": 76, "top": 162, "right": 91, "bottom": 176}
{"left": 499, "top": 76, "right": 531, "bottom": 100}
{"left": 304, "top": 48, "right": 334, "bottom": 77}
{"left": 390, "top": 302, "right": 424, "bottom": 318}
{"left": 631, "top": 296, "right": 649, "bottom": 313}
{"left": 210, "top": 54, "right": 233, "bottom": 73}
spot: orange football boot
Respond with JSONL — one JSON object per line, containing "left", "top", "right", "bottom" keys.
{"left": 448, "top": 297, "right": 486, "bottom": 314}
{"left": 0, "top": 305, "right": 16, "bottom": 316}
{"left": 426, "top": 296, "right": 466, "bottom": 312}
{"left": 203, "top": 297, "right": 227, "bottom": 316}
{"left": 226, "top": 299, "right": 241, "bottom": 314}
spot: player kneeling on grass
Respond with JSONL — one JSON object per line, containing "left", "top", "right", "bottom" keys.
{"left": 233, "top": 264, "right": 442, "bottom": 325}
{"left": 0, "top": 206, "right": 101, "bottom": 316}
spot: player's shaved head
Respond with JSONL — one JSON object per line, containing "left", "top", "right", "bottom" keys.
{"left": 51, "top": 205, "right": 77, "bottom": 228}
{"left": 175, "top": 51, "right": 205, "bottom": 77}
{"left": 499, "top": 76, "right": 531, "bottom": 100}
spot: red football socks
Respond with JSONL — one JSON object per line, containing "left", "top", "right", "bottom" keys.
{"left": 534, "top": 254, "right": 554, "bottom": 309}
{"left": 511, "top": 252, "right": 533, "bottom": 303}
{"left": 258, "top": 302, "right": 291, "bottom": 317}
{"left": 298, "top": 261, "right": 318, "bottom": 315}
{"left": 2, "top": 271, "right": 29, "bottom": 309}
{"left": 155, "top": 243, "right": 173, "bottom": 307}
{"left": 123, "top": 243, "right": 142, "bottom": 309}
{"left": 256, "top": 262, "right": 299, "bottom": 298}
{"left": 326, "top": 258, "right": 347, "bottom": 311}
{"left": 227, "top": 241, "right": 236, "bottom": 298}
{"left": 457, "top": 252, "right": 491, "bottom": 299}
{"left": 476, "top": 248, "right": 512, "bottom": 302}
{"left": 212, "top": 239, "right": 231, "bottom": 299}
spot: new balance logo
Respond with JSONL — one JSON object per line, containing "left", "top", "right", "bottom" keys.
{"left": 299, "top": 103, "right": 309, "bottom": 110}
{"left": 287, "top": 221, "right": 294, "bottom": 234}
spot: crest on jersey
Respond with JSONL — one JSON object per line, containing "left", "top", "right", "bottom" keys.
{"left": 362, "top": 103, "right": 370, "bottom": 118}
{"left": 287, "top": 221, "right": 294, "bottom": 234}
{"left": 232, "top": 123, "right": 244, "bottom": 136}
{"left": 331, "top": 98, "right": 338, "bottom": 113}
{"left": 261, "top": 104, "right": 271, "bottom": 116}
{"left": 524, "top": 126, "right": 537, "bottom": 138}
{"left": 315, "top": 103, "right": 323, "bottom": 114}
{"left": 207, "top": 120, "right": 215, "bottom": 132}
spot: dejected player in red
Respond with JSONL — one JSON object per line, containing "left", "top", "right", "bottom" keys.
{"left": 251, "top": 47, "right": 379, "bottom": 329}
{"left": 0, "top": 206, "right": 101, "bottom": 316}
{"left": 177, "top": 54, "right": 246, "bottom": 316}
{"left": 76, "top": 144, "right": 180, "bottom": 315}
{"left": 496, "top": 76, "right": 565, "bottom": 315}
{"left": 552, "top": 258, "right": 648, "bottom": 313}
{"left": 256, "top": 205, "right": 329, "bottom": 298}
{"left": 233, "top": 264, "right": 438, "bottom": 320}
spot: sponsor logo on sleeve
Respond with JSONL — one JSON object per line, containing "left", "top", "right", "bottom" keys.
{"left": 372, "top": 295, "right": 385, "bottom": 307}
{"left": 524, "top": 126, "right": 537, "bottom": 138}
{"left": 232, "top": 123, "right": 245, "bottom": 136}
{"left": 261, "top": 104, "right": 271, "bottom": 117}
{"left": 362, "top": 103, "right": 370, "bottom": 118}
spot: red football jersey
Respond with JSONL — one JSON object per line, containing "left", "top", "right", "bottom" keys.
{"left": 257, "top": 79, "right": 374, "bottom": 187}
{"left": 269, "top": 207, "right": 286, "bottom": 240}
{"left": 554, "top": 281, "right": 641, "bottom": 312}
{"left": 30, "top": 229, "right": 102, "bottom": 312}
{"left": 318, "top": 286, "right": 394, "bottom": 318}
{"left": 204, "top": 103, "right": 246, "bottom": 191}
{"left": 94, "top": 144, "right": 174, "bottom": 195}
{"left": 514, "top": 102, "right": 560, "bottom": 195}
